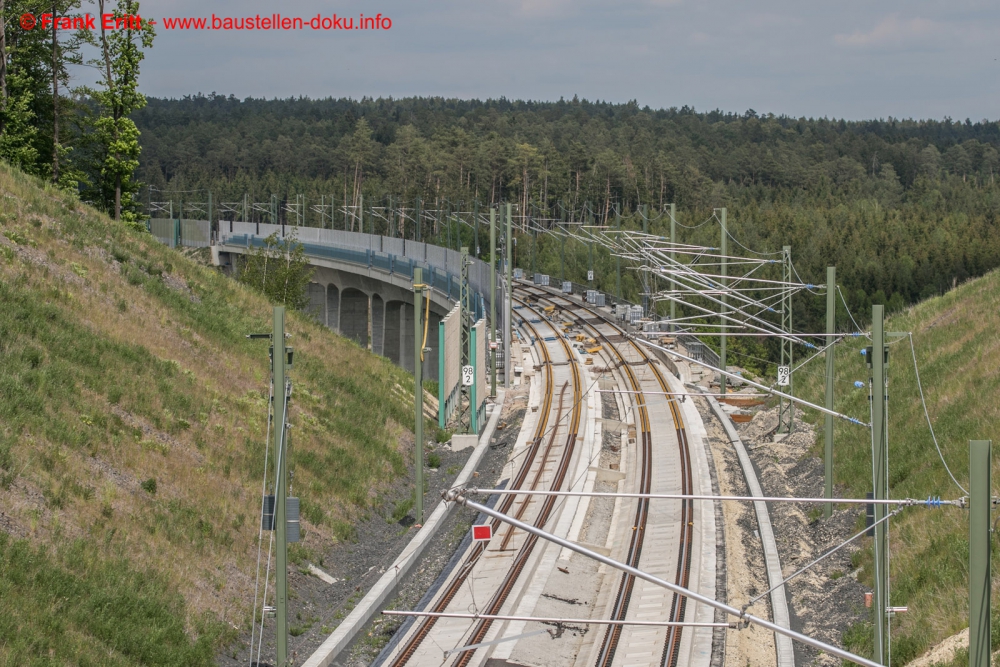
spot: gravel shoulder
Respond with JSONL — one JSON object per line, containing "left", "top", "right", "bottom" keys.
{"left": 216, "top": 385, "right": 530, "bottom": 667}
{"left": 696, "top": 390, "right": 870, "bottom": 667}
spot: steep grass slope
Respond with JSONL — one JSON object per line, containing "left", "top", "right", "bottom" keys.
{"left": 0, "top": 165, "right": 417, "bottom": 664}
{"left": 795, "top": 270, "right": 1000, "bottom": 665}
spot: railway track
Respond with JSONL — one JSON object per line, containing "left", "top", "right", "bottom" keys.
{"left": 519, "top": 285, "right": 694, "bottom": 667}
{"left": 388, "top": 297, "right": 583, "bottom": 667}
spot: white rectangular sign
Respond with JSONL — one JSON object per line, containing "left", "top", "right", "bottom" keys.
{"left": 462, "top": 365, "right": 474, "bottom": 386}
{"left": 777, "top": 365, "right": 790, "bottom": 386}
{"left": 587, "top": 270, "right": 594, "bottom": 282}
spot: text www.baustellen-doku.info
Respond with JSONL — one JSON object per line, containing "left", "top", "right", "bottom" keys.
{"left": 18, "top": 12, "right": 392, "bottom": 31}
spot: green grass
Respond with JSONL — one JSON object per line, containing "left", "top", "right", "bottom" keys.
{"left": 390, "top": 496, "right": 415, "bottom": 524}
{"left": 795, "top": 270, "right": 1000, "bottom": 664}
{"left": 0, "top": 534, "right": 231, "bottom": 666}
{"left": 0, "top": 163, "right": 422, "bottom": 659}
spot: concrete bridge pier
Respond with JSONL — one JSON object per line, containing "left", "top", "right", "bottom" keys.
{"left": 302, "top": 271, "right": 445, "bottom": 382}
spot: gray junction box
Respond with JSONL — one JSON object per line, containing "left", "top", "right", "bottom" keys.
{"left": 261, "top": 494, "right": 301, "bottom": 542}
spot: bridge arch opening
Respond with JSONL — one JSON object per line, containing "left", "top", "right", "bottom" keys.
{"left": 340, "top": 288, "right": 369, "bottom": 347}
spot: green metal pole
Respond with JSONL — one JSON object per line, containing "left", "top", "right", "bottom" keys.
{"left": 461, "top": 247, "right": 469, "bottom": 367}
{"left": 438, "top": 320, "right": 445, "bottom": 429}
{"left": 413, "top": 268, "right": 425, "bottom": 524}
{"left": 490, "top": 207, "right": 497, "bottom": 397}
{"left": 272, "top": 306, "right": 289, "bottom": 667}
{"left": 470, "top": 326, "right": 478, "bottom": 434}
{"left": 824, "top": 266, "right": 836, "bottom": 518}
{"left": 871, "top": 304, "right": 887, "bottom": 666}
{"left": 720, "top": 208, "right": 727, "bottom": 395}
{"left": 669, "top": 203, "right": 676, "bottom": 332}
{"left": 460, "top": 247, "right": 471, "bottom": 432}
{"left": 474, "top": 200, "right": 480, "bottom": 257}
{"left": 207, "top": 191, "right": 212, "bottom": 233}
{"left": 505, "top": 203, "right": 512, "bottom": 389}
{"left": 970, "top": 439, "right": 992, "bottom": 667}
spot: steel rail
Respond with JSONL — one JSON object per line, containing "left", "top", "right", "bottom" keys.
{"left": 444, "top": 490, "right": 882, "bottom": 667}
{"left": 387, "top": 303, "right": 561, "bottom": 666}
{"left": 450, "top": 301, "right": 584, "bottom": 667}
{"left": 524, "top": 285, "right": 695, "bottom": 667}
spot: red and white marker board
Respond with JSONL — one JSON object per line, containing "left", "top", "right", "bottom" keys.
{"left": 472, "top": 524, "right": 492, "bottom": 542}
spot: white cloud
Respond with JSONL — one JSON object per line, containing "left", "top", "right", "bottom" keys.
{"left": 835, "top": 14, "right": 936, "bottom": 48}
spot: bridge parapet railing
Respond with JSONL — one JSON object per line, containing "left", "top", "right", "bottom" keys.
{"left": 218, "top": 226, "right": 495, "bottom": 312}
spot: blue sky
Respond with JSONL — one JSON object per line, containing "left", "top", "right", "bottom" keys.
{"left": 129, "top": 0, "right": 999, "bottom": 120}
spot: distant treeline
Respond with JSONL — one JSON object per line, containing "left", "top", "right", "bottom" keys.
{"left": 134, "top": 94, "right": 1000, "bottom": 359}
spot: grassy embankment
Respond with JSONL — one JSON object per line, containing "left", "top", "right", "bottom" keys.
{"left": 794, "top": 271, "right": 1000, "bottom": 665}
{"left": 0, "top": 163, "right": 418, "bottom": 664}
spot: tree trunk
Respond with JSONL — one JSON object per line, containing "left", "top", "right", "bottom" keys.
{"left": 0, "top": 0, "right": 7, "bottom": 134}
{"left": 99, "top": 0, "right": 120, "bottom": 220}
{"left": 51, "top": 3, "right": 59, "bottom": 183}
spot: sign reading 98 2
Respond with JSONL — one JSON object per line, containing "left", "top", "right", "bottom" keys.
{"left": 777, "top": 365, "right": 790, "bottom": 387}
{"left": 462, "top": 365, "right": 474, "bottom": 386}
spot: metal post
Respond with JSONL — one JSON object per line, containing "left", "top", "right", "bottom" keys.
{"left": 588, "top": 207, "right": 594, "bottom": 288}
{"left": 470, "top": 326, "right": 478, "bottom": 434}
{"left": 460, "top": 247, "right": 471, "bottom": 432}
{"left": 560, "top": 221, "right": 565, "bottom": 283}
{"left": 505, "top": 203, "right": 512, "bottom": 389}
{"left": 272, "top": 306, "right": 289, "bottom": 667}
{"left": 615, "top": 206, "right": 622, "bottom": 300}
{"left": 720, "top": 207, "right": 727, "bottom": 395}
{"left": 824, "top": 266, "right": 836, "bottom": 518}
{"left": 460, "top": 247, "right": 470, "bottom": 367}
{"left": 642, "top": 204, "right": 649, "bottom": 316}
{"left": 871, "top": 304, "right": 888, "bottom": 666}
{"left": 243, "top": 193, "right": 248, "bottom": 224}
{"left": 207, "top": 191, "right": 212, "bottom": 234}
{"left": 415, "top": 197, "right": 422, "bottom": 242}
{"left": 438, "top": 320, "right": 445, "bottom": 430}
{"left": 778, "top": 245, "right": 794, "bottom": 433}
{"left": 413, "top": 268, "right": 425, "bottom": 524}
{"left": 669, "top": 203, "right": 676, "bottom": 332}
{"left": 474, "top": 200, "right": 480, "bottom": 257}
{"left": 490, "top": 207, "right": 497, "bottom": 397}
{"left": 970, "top": 439, "right": 992, "bottom": 667}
